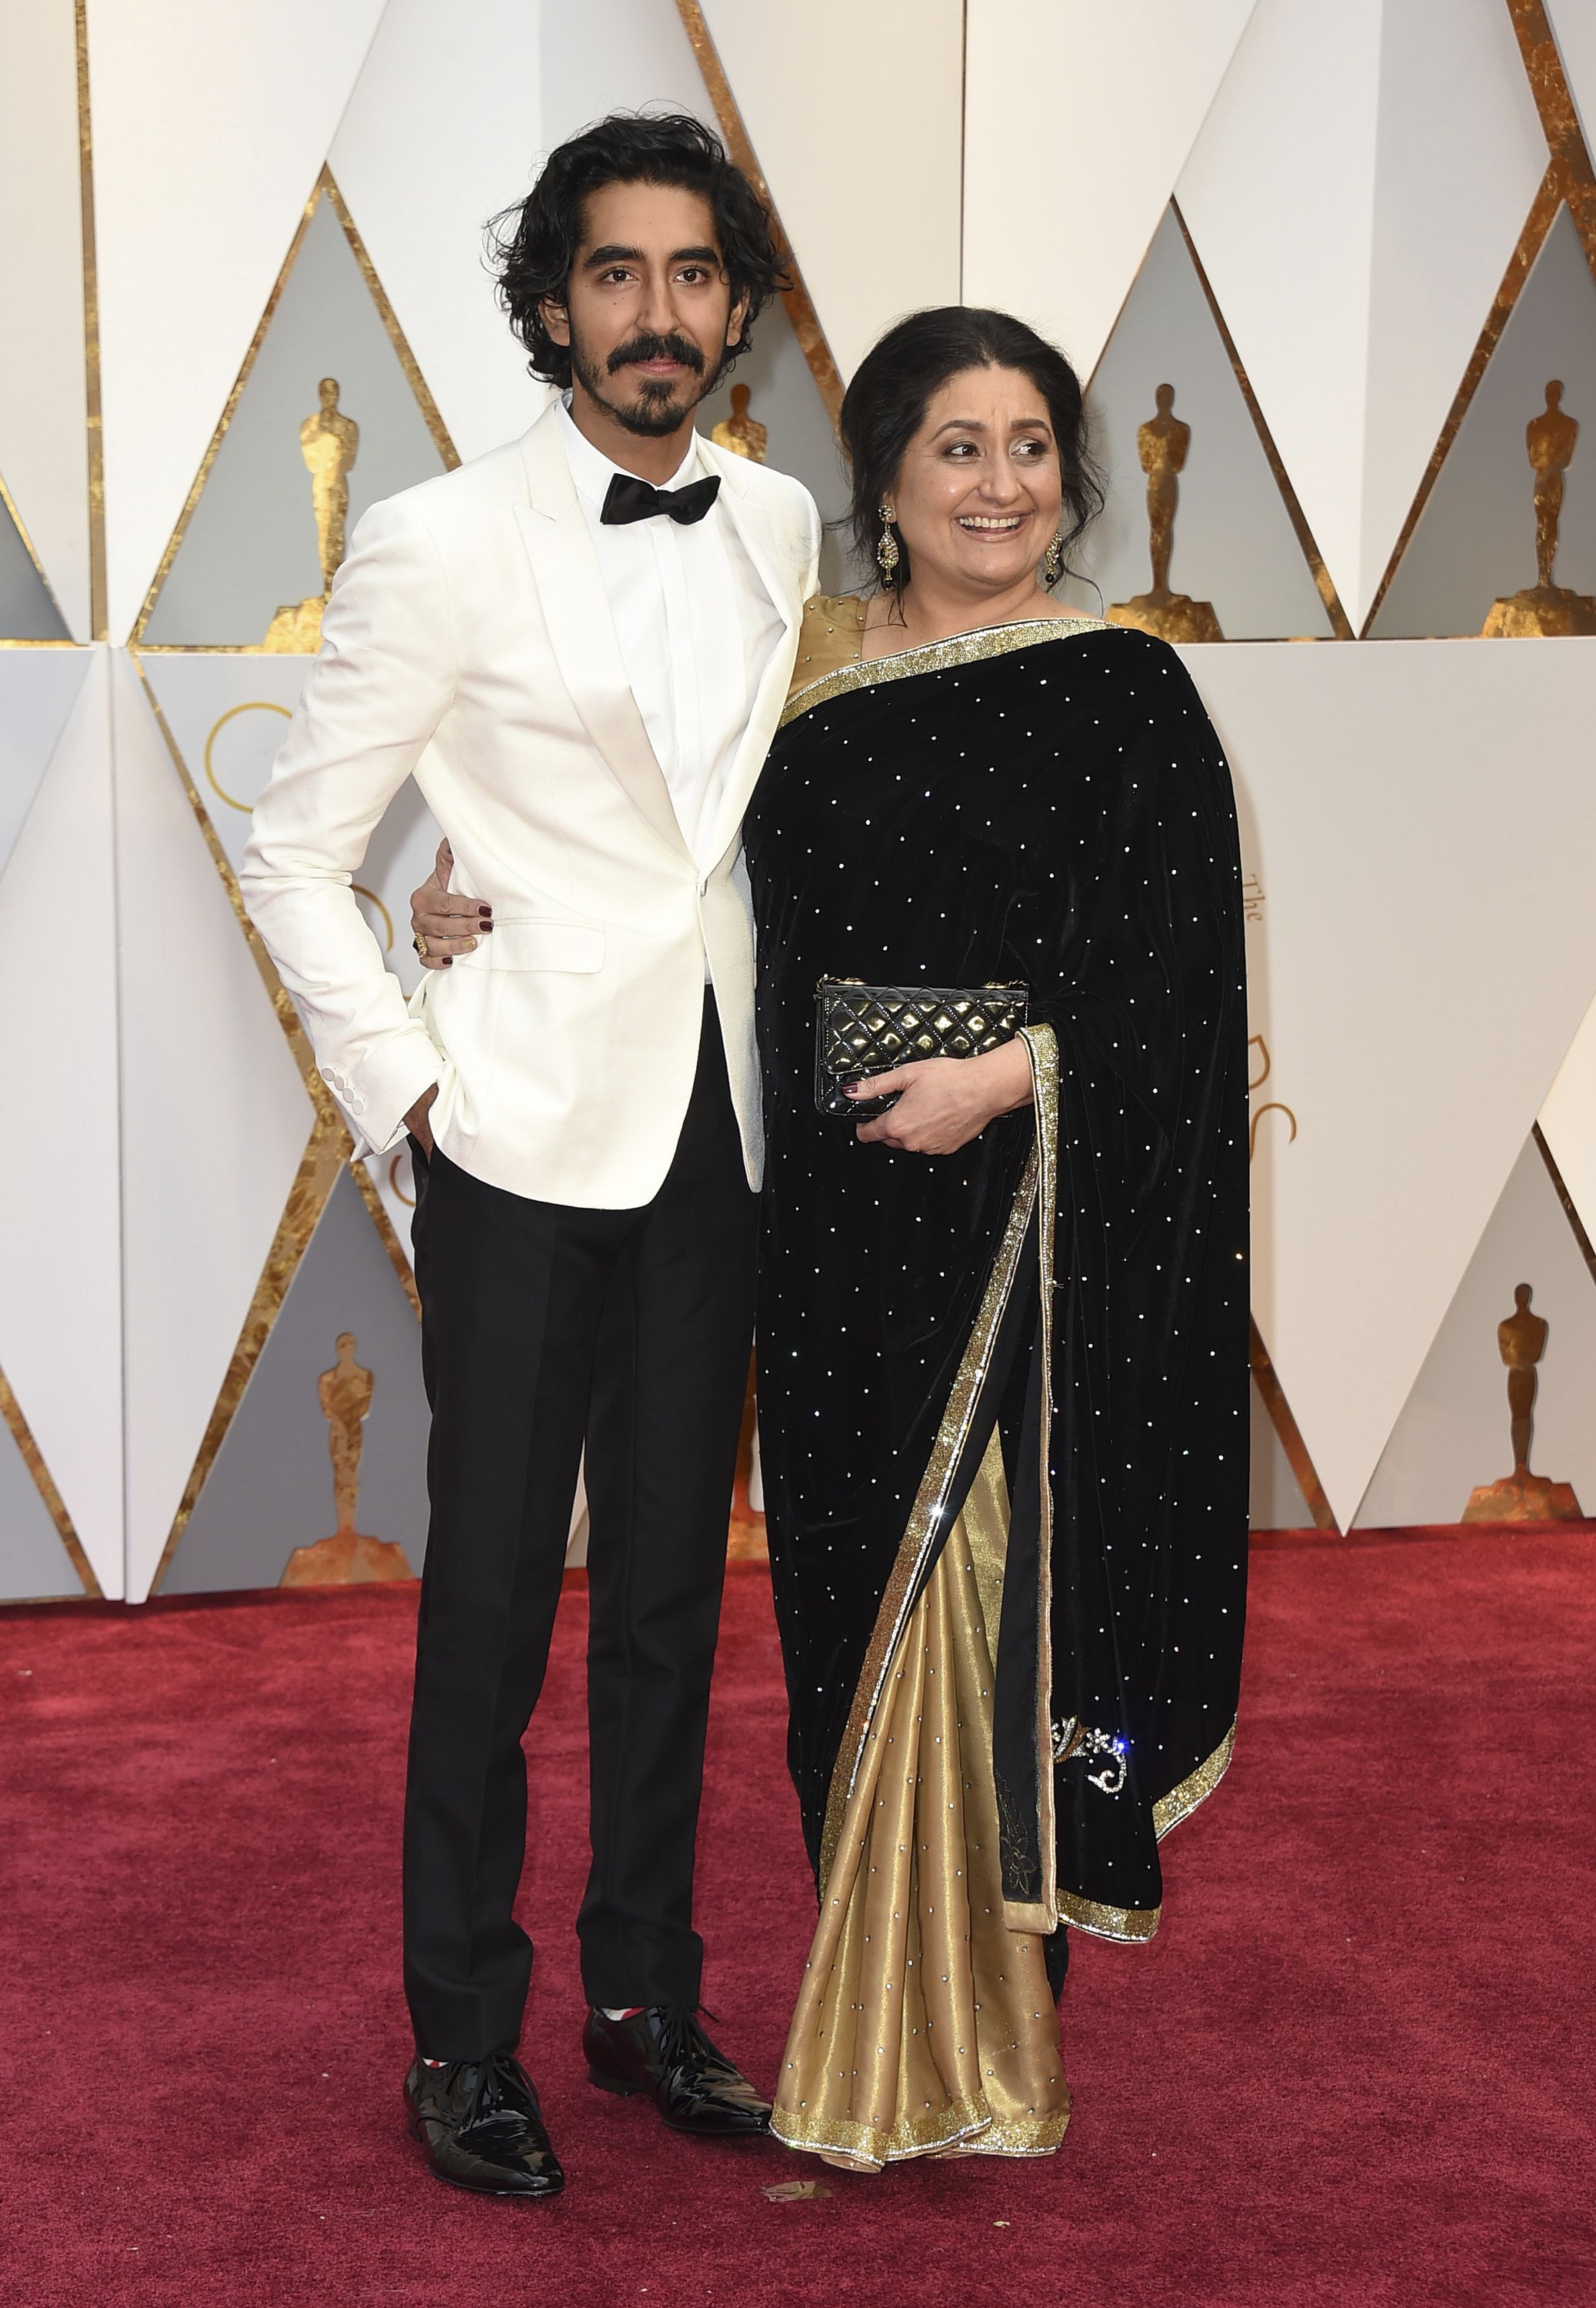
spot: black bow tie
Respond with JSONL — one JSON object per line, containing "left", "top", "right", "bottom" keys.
{"left": 600, "top": 471, "right": 721, "bottom": 528}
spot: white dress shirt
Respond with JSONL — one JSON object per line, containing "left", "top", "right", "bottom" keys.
{"left": 557, "top": 397, "right": 783, "bottom": 872}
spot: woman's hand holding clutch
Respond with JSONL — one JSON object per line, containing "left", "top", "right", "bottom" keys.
{"left": 848, "top": 1040, "right": 1033, "bottom": 1155}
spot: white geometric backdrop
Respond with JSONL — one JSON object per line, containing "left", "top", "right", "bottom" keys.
{"left": 2, "top": 0, "right": 1594, "bottom": 1601}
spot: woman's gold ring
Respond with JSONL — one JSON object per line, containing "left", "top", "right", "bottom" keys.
{"left": 414, "top": 932, "right": 429, "bottom": 961}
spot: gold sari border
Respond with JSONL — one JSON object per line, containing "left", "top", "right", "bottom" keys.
{"left": 771, "top": 2096, "right": 1068, "bottom": 2170}
{"left": 778, "top": 615, "right": 1121, "bottom": 729}
{"left": 1055, "top": 1888, "right": 1161, "bottom": 1943}
{"left": 1021, "top": 1023, "right": 1061, "bottom": 1929}
{"left": 771, "top": 2093, "right": 992, "bottom": 2165}
{"left": 816, "top": 1149, "right": 1039, "bottom": 1890}
{"left": 1153, "top": 1720, "right": 1237, "bottom": 1841}
{"left": 1039, "top": 1723, "right": 1237, "bottom": 1946}
{"left": 936, "top": 2103, "right": 1071, "bottom": 2160}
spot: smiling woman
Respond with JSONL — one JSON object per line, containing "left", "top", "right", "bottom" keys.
{"left": 844, "top": 305, "right": 1103, "bottom": 642}
{"left": 742, "top": 305, "right": 1249, "bottom": 2172}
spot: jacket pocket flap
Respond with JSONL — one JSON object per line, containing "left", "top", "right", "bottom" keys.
{"left": 465, "top": 920, "right": 605, "bottom": 973}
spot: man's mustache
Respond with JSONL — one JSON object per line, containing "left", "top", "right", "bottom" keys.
{"left": 607, "top": 332, "right": 705, "bottom": 377}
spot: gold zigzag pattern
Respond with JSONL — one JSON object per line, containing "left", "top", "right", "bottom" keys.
{"left": 12, "top": 0, "right": 1588, "bottom": 1592}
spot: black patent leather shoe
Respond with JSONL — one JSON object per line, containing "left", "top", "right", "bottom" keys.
{"left": 583, "top": 2006, "right": 771, "bottom": 2137}
{"left": 404, "top": 2051, "right": 565, "bottom": 2197}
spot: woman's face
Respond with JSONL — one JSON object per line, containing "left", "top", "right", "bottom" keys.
{"left": 888, "top": 365, "right": 1064, "bottom": 601}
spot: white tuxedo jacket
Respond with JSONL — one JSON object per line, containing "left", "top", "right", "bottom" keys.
{"left": 240, "top": 401, "right": 820, "bottom": 1206}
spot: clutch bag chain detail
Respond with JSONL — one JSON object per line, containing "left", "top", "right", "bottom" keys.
{"left": 815, "top": 978, "right": 1030, "bottom": 1117}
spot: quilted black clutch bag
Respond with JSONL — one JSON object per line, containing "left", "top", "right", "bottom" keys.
{"left": 815, "top": 978, "right": 1030, "bottom": 1117}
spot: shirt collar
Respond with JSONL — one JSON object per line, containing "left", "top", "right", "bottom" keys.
{"left": 558, "top": 395, "right": 702, "bottom": 512}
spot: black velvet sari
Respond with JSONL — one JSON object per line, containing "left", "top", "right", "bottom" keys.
{"left": 745, "top": 604, "right": 1247, "bottom": 2165}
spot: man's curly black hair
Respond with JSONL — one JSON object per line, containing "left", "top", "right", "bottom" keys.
{"left": 488, "top": 112, "right": 788, "bottom": 389}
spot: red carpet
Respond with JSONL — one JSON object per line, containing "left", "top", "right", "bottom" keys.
{"left": 5, "top": 1531, "right": 1594, "bottom": 2307}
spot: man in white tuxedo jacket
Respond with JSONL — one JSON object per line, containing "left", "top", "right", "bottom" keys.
{"left": 241, "top": 115, "right": 818, "bottom": 2199}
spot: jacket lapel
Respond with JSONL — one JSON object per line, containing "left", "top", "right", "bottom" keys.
{"left": 698, "top": 439, "right": 805, "bottom": 869}
{"left": 514, "top": 412, "right": 691, "bottom": 866}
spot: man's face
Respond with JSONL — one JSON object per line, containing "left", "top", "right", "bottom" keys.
{"left": 541, "top": 179, "right": 748, "bottom": 439}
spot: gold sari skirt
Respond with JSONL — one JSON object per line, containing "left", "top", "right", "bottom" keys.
{"left": 771, "top": 1432, "right": 1071, "bottom": 2172}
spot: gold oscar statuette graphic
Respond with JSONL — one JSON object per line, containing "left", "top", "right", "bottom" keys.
{"left": 1461, "top": 1284, "right": 1583, "bottom": 1523}
{"left": 711, "top": 382, "right": 768, "bottom": 462}
{"left": 1108, "top": 383, "right": 1223, "bottom": 643}
{"left": 280, "top": 1332, "right": 415, "bottom": 1583}
{"left": 262, "top": 378, "right": 360, "bottom": 654}
{"left": 1483, "top": 382, "right": 1596, "bottom": 637}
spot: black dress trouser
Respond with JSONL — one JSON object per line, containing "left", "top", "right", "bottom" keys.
{"left": 401, "top": 992, "right": 758, "bottom": 2061}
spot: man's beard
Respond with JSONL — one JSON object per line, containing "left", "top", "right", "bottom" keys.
{"left": 570, "top": 329, "right": 726, "bottom": 439}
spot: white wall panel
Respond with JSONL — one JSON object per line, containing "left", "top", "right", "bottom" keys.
{"left": 1538, "top": 987, "right": 1596, "bottom": 1246}
{"left": 1176, "top": 0, "right": 1382, "bottom": 626}
{"left": 698, "top": 0, "right": 963, "bottom": 382}
{"left": 1361, "top": 0, "right": 1548, "bottom": 627}
{"left": 0, "top": 652, "right": 122, "bottom": 1591}
{"left": 86, "top": 0, "right": 387, "bottom": 641}
{"left": 1191, "top": 636, "right": 1596, "bottom": 1530}
{"left": 0, "top": 498, "right": 71, "bottom": 642}
{"left": 1547, "top": 0, "right": 1596, "bottom": 157}
{"left": 1251, "top": 1381, "right": 1311, "bottom": 1533}
{"left": 328, "top": 0, "right": 546, "bottom": 463}
{"left": 963, "top": 0, "right": 1257, "bottom": 380}
{"left": 0, "top": 650, "right": 92, "bottom": 874}
{"left": 112, "top": 650, "right": 314, "bottom": 1599}
{"left": 0, "top": 1416, "right": 85, "bottom": 1603}
{"left": 0, "top": 3, "right": 90, "bottom": 636}
{"left": 541, "top": 0, "right": 708, "bottom": 142}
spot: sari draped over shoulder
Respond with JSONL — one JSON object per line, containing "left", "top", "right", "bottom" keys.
{"left": 743, "top": 598, "right": 1249, "bottom": 2170}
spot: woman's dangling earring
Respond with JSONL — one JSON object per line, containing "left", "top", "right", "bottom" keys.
{"left": 876, "top": 505, "right": 901, "bottom": 580}
{"left": 1040, "top": 529, "right": 1065, "bottom": 587}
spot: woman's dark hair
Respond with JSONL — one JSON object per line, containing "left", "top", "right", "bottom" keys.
{"left": 840, "top": 307, "right": 1104, "bottom": 596}
{"left": 488, "top": 112, "right": 787, "bottom": 388}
